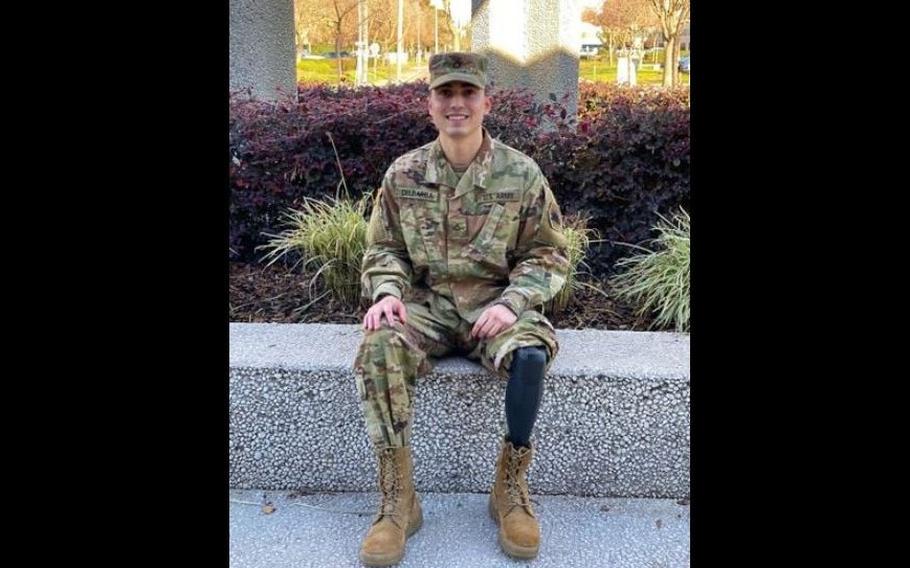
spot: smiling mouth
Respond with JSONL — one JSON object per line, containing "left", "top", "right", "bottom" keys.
{"left": 446, "top": 114, "right": 469, "bottom": 122}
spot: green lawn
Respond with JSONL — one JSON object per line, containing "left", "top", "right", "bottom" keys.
{"left": 297, "top": 56, "right": 689, "bottom": 87}
{"left": 297, "top": 58, "right": 402, "bottom": 85}
{"left": 578, "top": 57, "right": 690, "bottom": 86}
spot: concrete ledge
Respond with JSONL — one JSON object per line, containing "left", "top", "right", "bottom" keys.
{"left": 230, "top": 323, "right": 689, "bottom": 498}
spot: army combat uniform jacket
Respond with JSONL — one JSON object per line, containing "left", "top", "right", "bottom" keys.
{"left": 361, "top": 128, "right": 569, "bottom": 324}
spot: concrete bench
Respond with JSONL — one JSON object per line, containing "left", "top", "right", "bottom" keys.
{"left": 230, "top": 323, "right": 690, "bottom": 498}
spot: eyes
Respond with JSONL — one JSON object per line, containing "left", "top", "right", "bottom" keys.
{"left": 434, "top": 87, "right": 480, "bottom": 99}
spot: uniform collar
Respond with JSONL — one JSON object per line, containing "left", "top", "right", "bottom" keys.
{"left": 423, "top": 128, "right": 495, "bottom": 195}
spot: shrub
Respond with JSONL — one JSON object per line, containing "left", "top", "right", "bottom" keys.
{"left": 609, "top": 208, "right": 690, "bottom": 332}
{"left": 544, "top": 213, "right": 599, "bottom": 316}
{"left": 532, "top": 83, "right": 690, "bottom": 277}
{"left": 230, "top": 82, "right": 689, "bottom": 280}
{"left": 258, "top": 192, "right": 370, "bottom": 310}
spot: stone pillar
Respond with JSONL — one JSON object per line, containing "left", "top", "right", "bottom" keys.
{"left": 230, "top": 0, "right": 297, "bottom": 102}
{"left": 471, "top": 0, "right": 580, "bottom": 122}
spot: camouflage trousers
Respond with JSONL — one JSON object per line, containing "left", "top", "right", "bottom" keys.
{"left": 352, "top": 291, "right": 559, "bottom": 449}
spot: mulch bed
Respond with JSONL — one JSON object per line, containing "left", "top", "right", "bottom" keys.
{"left": 230, "top": 262, "right": 656, "bottom": 331}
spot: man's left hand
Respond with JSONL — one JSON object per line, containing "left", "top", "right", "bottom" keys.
{"left": 471, "top": 304, "right": 518, "bottom": 340}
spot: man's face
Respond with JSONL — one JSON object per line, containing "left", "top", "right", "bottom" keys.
{"left": 427, "top": 81, "right": 492, "bottom": 141}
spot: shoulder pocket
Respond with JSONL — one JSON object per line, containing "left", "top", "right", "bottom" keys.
{"left": 398, "top": 206, "right": 429, "bottom": 267}
{"left": 366, "top": 189, "right": 391, "bottom": 243}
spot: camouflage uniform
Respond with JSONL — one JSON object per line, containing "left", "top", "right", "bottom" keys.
{"left": 353, "top": 56, "right": 570, "bottom": 449}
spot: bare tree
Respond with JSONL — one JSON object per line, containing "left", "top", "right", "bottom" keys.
{"left": 370, "top": 1, "right": 453, "bottom": 60}
{"left": 436, "top": 1, "right": 458, "bottom": 51}
{"left": 295, "top": 0, "right": 458, "bottom": 79}
{"left": 294, "top": 2, "right": 311, "bottom": 54}
{"left": 583, "top": 0, "right": 654, "bottom": 67}
{"left": 427, "top": 1, "right": 455, "bottom": 53}
{"left": 295, "top": 0, "right": 335, "bottom": 55}
{"left": 348, "top": 0, "right": 393, "bottom": 78}
{"left": 328, "top": 0, "right": 360, "bottom": 80}
{"left": 645, "top": 0, "right": 689, "bottom": 86}
{"left": 404, "top": 0, "right": 432, "bottom": 55}
{"left": 442, "top": 0, "right": 471, "bottom": 50}
{"left": 366, "top": 0, "right": 396, "bottom": 58}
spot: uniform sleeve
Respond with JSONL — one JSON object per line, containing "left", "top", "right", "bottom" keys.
{"left": 493, "top": 169, "right": 570, "bottom": 316}
{"left": 360, "top": 175, "right": 414, "bottom": 305}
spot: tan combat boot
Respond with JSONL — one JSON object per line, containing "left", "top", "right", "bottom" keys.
{"left": 359, "top": 447, "right": 423, "bottom": 566}
{"left": 488, "top": 439, "right": 540, "bottom": 559}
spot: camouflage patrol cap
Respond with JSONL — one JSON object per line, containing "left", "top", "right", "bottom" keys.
{"left": 429, "top": 52, "right": 488, "bottom": 89}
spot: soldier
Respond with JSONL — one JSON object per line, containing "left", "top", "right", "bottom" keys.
{"left": 353, "top": 52, "right": 569, "bottom": 566}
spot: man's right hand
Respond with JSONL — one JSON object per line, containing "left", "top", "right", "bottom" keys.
{"left": 363, "top": 295, "right": 409, "bottom": 331}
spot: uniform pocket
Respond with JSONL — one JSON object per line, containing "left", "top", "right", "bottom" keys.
{"left": 466, "top": 203, "right": 507, "bottom": 266}
{"left": 355, "top": 374, "right": 368, "bottom": 400}
{"left": 399, "top": 206, "right": 429, "bottom": 267}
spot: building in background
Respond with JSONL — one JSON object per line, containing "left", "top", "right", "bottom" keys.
{"left": 578, "top": 20, "right": 603, "bottom": 58}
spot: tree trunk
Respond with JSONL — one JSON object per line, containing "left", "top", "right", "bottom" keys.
{"left": 662, "top": 36, "right": 675, "bottom": 86}
{"left": 672, "top": 37, "right": 681, "bottom": 86}
{"left": 608, "top": 33, "right": 613, "bottom": 66}
{"left": 336, "top": 24, "right": 343, "bottom": 81}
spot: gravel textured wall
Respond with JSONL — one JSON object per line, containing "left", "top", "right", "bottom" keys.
{"left": 230, "top": 323, "right": 689, "bottom": 498}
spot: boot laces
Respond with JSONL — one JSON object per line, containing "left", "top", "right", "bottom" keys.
{"left": 505, "top": 447, "right": 531, "bottom": 510}
{"left": 378, "top": 450, "right": 401, "bottom": 518}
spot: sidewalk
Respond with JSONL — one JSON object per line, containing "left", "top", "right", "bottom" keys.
{"left": 230, "top": 489, "right": 689, "bottom": 567}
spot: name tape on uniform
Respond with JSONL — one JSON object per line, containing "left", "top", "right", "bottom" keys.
{"left": 398, "top": 188, "right": 438, "bottom": 201}
{"left": 478, "top": 190, "right": 520, "bottom": 203}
